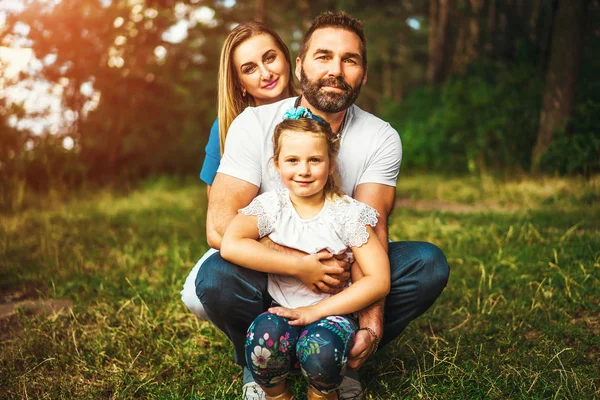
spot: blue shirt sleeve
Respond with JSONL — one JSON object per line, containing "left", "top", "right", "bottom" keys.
{"left": 200, "top": 119, "right": 221, "bottom": 185}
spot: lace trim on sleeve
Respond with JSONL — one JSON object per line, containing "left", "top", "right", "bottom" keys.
{"left": 335, "top": 197, "right": 379, "bottom": 248}
{"left": 239, "top": 192, "right": 279, "bottom": 238}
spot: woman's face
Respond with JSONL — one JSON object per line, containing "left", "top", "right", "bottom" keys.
{"left": 233, "top": 33, "right": 291, "bottom": 106}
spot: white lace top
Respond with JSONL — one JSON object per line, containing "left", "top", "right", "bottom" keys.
{"left": 239, "top": 188, "right": 379, "bottom": 308}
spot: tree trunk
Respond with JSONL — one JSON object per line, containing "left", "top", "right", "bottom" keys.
{"left": 529, "top": 0, "right": 541, "bottom": 42}
{"left": 451, "top": 0, "right": 483, "bottom": 73}
{"left": 531, "top": 0, "right": 588, "bottom": 171}
{"left": 538, "top": 0, "right": 558, "bottom": 70}
{"left": 256, "top": 0, "right": 265, "bottom": 22}
{"left": 466, "top": 0, "right": 484, "bottom": 62}
{"left": 427, "top": 0, "right": 451, "bottom": 84}
{"left": 485, "top": 0, "right": 496, "bottom": 53}
{"left": 494, "top": 0, "right": 518, "bottom": 61}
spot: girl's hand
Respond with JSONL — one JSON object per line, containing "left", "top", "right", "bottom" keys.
{"left": 296, "top": 253, "right": 345, "bottom": 294}
{"left": 268, "top": 305, "right": 321, "bottom": 326}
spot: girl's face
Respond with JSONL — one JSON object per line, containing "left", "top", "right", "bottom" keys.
{"left": 233, "top": 33, "right": 291, "bottom": 106}
{"left": 275, "top": 131, "right": 331, "bottom": 203}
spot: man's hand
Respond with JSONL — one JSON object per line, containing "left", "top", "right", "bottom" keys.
{"left": 347, "top": 328, "right": 378, "bottom": 370}
{"left": 296, "top": 253, "right": 345, "bottom": 294}
{"left": 318, "top": 251, "right": 352, "bottom": 294}
{"left": 256, "top": 238, "right": 349, "bottom": 292}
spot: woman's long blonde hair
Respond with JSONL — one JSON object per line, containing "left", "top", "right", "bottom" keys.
{"left": 217, "top": 22, "right": 298, "bottom": 155}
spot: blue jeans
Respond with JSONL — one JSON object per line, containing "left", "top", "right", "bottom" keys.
{"left": 196, "top": 241, "right": 450, "bottom": 366}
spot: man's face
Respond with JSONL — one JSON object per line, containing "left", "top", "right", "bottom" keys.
{"left": 296, "top": 28, "right": 367, "bottom": 114}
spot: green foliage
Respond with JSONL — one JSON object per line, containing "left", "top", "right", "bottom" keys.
{"left": 539, "top": 130, "right": 600, "bottom": 177}
{"left": 1, "top": 0, "right": 597, "bottom": 197}
{"left": 1, "top": 0, "right": 224, "bottom": 187}
{"left": 537, "top": 31, "right": 600, "bottom": 177}
{"left": 0, "top": 100, "right": 85, "bottom": 211}
{"left": 382, "top": 61, "right": 544, "bottom": 174}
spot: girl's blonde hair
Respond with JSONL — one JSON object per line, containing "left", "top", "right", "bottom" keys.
{"left": 218, "top": 22, "right": 298, "bottom": 155}
{"left": 273, "top": 118, "right": 344, "bottom": 200}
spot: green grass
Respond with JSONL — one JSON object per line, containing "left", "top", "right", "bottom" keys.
{"left": 1, "top": 174, "right": 599, "bottom": 399}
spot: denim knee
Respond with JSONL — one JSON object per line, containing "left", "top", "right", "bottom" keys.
{"left": 405, "top": 242, "right": 450, "bottom": 314}
{"left": 195, "top": 267, "right": 225, "bottom": 313}
{"left": 195, "top": 254, "right": 255, "bottom": 315}
{"left": 418, "top": 242, "right": 450, "bottom": 293}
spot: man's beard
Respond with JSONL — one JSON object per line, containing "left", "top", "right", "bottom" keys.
{"left": 300, "top": 68, "right": 363, "bottom": 113}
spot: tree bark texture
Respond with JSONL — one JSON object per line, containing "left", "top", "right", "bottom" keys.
{"left": 485, "top": 0, "right": 496, "bottom": 53}
{"left": 256, "top": 0, "right": 265, "bottom": 22}
{"left": 427, "top": 0, "right": 451, "bottom": 84}
{"left": 532, "top": 0, "right": 588, "bottom": 170}
{"left": 467, "top": 0, "right": 484, "bottom": 61}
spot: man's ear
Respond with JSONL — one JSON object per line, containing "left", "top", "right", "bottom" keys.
{"left": 361, "top": 67, "right": 368, "bottom": 86}
{"left": 295, "top": 57, "right": 302, "bottom": 81}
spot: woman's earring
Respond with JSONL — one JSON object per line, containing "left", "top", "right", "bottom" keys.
{"left": 242, "top": 87, "right": 247, "bottom": 97}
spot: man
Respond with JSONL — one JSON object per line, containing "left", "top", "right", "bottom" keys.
{"left": 186, "top": 11, "right": 449, "bottom": 399}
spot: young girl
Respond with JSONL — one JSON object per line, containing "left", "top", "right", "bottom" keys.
{"left": 220, "top": 107, "right": 390, "bottom": 400}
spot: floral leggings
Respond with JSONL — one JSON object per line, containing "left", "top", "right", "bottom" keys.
{"left": 245, "top": 312, "right": 359, "bottom": 393}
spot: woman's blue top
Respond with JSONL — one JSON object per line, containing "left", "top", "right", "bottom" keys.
{"left": 200, "top": 119, "right": 220, "bottom": 185}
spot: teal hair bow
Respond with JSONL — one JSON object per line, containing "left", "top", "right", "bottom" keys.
{"left": 282, "top": 106, "right": 326, "bottom": 125}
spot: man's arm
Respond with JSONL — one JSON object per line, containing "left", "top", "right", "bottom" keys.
{"left": 206, "top": 173, "right": 259, "bottom": 249}
{"left": 207, "top": 173, "right": 349, "bottom": 291}
{"left": 348, "top": 182, "right": 396, "bottom": 369}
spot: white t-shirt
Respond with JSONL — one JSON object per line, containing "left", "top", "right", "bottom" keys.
{"left": 240, "top": 188, "right": 379, "bottom": 308}
{"left": 181, "top": 98, "right": 401, "bottom": 318}
{"left": 218, "top": 97, "right": 402, "bottom": 196}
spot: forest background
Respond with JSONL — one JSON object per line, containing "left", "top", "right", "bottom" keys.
{"left": 1, "top": 1, "right": 599, "bottom": 399}
{"left": 0, "top": 0, "right": 599, "bottom": 207}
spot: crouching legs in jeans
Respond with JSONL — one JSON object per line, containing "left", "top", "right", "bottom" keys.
{"left": 194, "top": 241, "right": 450, "bottom": 392}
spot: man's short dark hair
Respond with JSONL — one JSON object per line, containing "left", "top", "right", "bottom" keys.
{"left": 298, "top": 11, "right": 367, "bottom": 68}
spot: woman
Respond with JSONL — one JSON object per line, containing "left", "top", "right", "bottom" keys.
{"left": 183, "top": 23, "right": 297, "bottom": 318}
{"left": 183, "top": 22, "right": 298, "bottom": 399}
{"left": 200, "top": 21, "right": 298, "bottom": 196}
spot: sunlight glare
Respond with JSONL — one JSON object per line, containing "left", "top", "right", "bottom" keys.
{"left": 163, "top": 20, "right": 189, "bottom": 43}
{"left": 144, "top": 8, "right": 158, "bottom": 19}
{"left": 194, "top": 6, "right": 216, "bottom": 28}
{"left": 63, "top": 136, "right": 74, "bottom": 150}
{"left": 154, "top": 45, "right": 167, "bottom": 61}
{"left": 0, "top": 46, "right": 32, "bottom": 79}
{"left": 407, "top": 18, "right": 421, "bottom": 30}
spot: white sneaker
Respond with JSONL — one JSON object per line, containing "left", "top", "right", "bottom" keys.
{"left": 242, "top": 368, "right": 362, "bottom": 400}
{"left": 338, "top": 370, "right": 364, "bottom": 400}
{"left": 242, "top": 381, "right": 266, "bottom": 400}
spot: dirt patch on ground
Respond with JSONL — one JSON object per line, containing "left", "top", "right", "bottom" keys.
{"left": 0, "top": 288, "right": 72, "bottom": 340}
{"left": 571, "top": 311, "right": 600, "bottom": 336}
{"left": 395, "top": 197, "right": 521, "bottom": 213}
{"left": 0, "top": 298, "right": 73, "bottom": 320}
